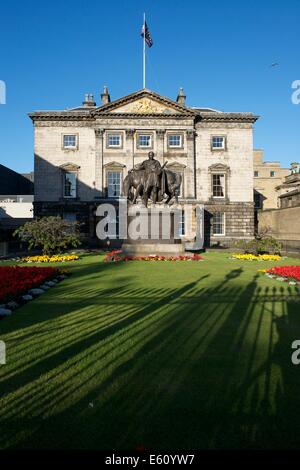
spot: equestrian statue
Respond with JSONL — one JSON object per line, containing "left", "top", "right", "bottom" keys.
{"left": 123, "top": 151, "right": 182, "bottom": 207}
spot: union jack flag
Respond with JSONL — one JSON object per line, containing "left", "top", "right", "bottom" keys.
{"left": 141, "top": 21, "right": 153, "bottom": 47}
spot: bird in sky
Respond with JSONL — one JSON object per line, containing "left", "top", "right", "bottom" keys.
{"left": 270, "top": 63, "right": 279, "bottom": 68}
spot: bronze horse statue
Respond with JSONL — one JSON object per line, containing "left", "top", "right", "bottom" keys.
{"left": 123, "top": 166, "right": 182, "bottom": 205}
{"left": 123, "top": 169, "right": 145, "bottom": 204}
{"left": 160, "top": 169, "right": 182, "bottom": 204}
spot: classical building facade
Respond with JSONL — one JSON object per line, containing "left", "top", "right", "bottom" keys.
{"left": 29, "top": 87, "right": 258, "bottom": 247}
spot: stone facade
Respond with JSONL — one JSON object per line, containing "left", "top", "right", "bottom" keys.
{"left": 253, "top": 149, "right": 290, "bottom": 210}
{"left": 29, "top": 88, "right": 258, "bottom": 247}
{"left": 276, "top": 164, "right": 300, "bottom": 209}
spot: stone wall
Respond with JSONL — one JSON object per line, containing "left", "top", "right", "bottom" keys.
{"left": 204, "top": 202, "right": 254, "bottom": 247}
{"left": 258, "top": 206, "right": 300, "bottom": 253}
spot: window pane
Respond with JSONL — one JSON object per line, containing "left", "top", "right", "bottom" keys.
{"left": 104, "top": 210, "right": 120, "bottom": 238}
{"left": 212, "top": 174, "right": 225, "bottom": 197}
{"left": 212, "top": 212, "right": 224, "bottom": 235}
{"left": 212, "top": 136, "right": 225, "bottom": 149}
{"left": 168, "top": 135, "right": 181, "bottom": 147}
{"left": 179, "top": 210, "right": 185, "bottom": 236}
{"left": 108, "top": 171, "right": 121, "bottom": 197}
{"left": 63, "top": 213, "right": 77, "bottom": 222}
{"left": 64, "top": 172, "right": 76, "bottom": 198}
{"left": 254, "top": 193, "right": 262, "bottom": 209}
{"left": 138, "top": 135, "right": 151, "bottom": 147}
{"left": 63, "top": 135, "right": 76, "bottom": 148}
{"left": 108, "top": 134, "right": 121, "bottom": 147}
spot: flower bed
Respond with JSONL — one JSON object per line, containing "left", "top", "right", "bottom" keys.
{"left": 22, "top": 254, "right": 79, "bottom": 263}
{"left": 0, "top": 266, "right": 58, "bottom": 304}
{"left": 264, "top": 266, "right": 300, "bottom": 283}
{"left": 231, "top": 253, "right": 282, "bottom": 261}
{"left": 104, "top": 250, "right": 203, "bottom": 262}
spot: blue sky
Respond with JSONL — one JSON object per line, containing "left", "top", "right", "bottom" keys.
{"left": 0, "top": 0, "right": 299, "bottom": 172}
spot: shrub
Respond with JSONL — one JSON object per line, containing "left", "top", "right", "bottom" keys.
{"left": 14, "top": 216, "right": 81, "bottom": 255}
{"left": 235, "top": 235, "right": 282, "bottom": 256}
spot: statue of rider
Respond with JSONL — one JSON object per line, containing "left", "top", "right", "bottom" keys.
{"left": 134, "top": 151, "right": 163, "bottom": 204}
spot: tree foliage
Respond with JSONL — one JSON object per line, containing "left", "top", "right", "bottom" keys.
{"left": 14, "top": 216, "right": 81, "bottom": 255}
{"left": 235, "top": 230, "right": 282, "bottom": 256}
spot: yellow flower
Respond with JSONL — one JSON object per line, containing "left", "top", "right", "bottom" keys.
{"left": 22, "top": 255, "right": 79, "bottom": 263}
{"left": 231, "top": 254, "right": 281, "bottom": 261}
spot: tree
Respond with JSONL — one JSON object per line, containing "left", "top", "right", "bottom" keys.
{"left": 14, "top": 216, "right": 81, "bottom": 255}
{"left": 235, "top": 231, "right": 282, "bottom": 256}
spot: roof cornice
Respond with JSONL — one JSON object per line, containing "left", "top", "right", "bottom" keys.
{"left": 28, "top": 89, "right": 259, "bottom": 124}
{"left": 94, "top": 112, "right": 194, "bottom": 119}
{"left": 28, "top": 111, "right": 94, "bottom": 122}
{"left": 198, "top": 112, "right": 259, "bottom": 123}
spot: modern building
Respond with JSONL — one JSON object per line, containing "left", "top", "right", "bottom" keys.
{"left": 29, "top": 87, "right": 258, "bottom": 247}
{"left": 0, "top": 164, "right": 34, "bottom": 256}
{"left": 0, "top": 164, "right": 34, "bottom": 196}
{"left": 253, "top": 149, "right": 290, "bottom": 210}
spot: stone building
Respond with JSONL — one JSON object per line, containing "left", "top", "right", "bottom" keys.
{"left": 258, "top": 163, "right": 300, "bottom": 253}
{"left": 253, "top": 149, "right": 290, "bottom": 210}
{"left": 276, "top": 163, "right": 300, "bottom": 209}
{"left": 29, "top": 87, "right": 258, "bottom": 247}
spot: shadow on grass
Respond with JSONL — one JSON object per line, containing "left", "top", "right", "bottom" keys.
{"left": 0, "top": 265, "right": 300, "bottom": 450}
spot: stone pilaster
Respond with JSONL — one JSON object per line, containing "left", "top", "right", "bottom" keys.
{"left": 95, "top": 128, "right": 104, "bottom": 196}
{"left": 156, "top": 129, "right": 165, "bottom": 165}
{"left": 186, "top": 130, "right": 196, "bottom": 199}
{"left": 125, "top": 129, "right": 135, "bottom": 169}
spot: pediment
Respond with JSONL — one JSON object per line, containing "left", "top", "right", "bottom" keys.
{"left": 59, "top": 162, "right": 80, "bottom": 171}
{"left": 92, "top": 89, "right": 194, "bottom": 117}
{"left": 110, "top": 97, "right": 179, "bottom": 115}
{"left": 208, "top": 163, "right": 230, "bottom": 172}
{"left": 166, "top": 162, "right": 186, "bottom": 169}
{"left": 104, "top": 161, "right": 126, "bottom": 168}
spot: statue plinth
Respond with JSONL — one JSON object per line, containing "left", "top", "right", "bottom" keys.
{"left": 121, "top": 205, "right": 185, "bottom": 256}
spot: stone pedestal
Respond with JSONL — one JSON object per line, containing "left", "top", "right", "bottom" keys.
{"left": 122, "top": 205, "right": 185, "bottom": 256}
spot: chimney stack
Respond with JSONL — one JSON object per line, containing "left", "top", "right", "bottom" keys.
{"left": 82, "top": 93, "right": 96, "bottom": 107}
{"left": 176, "top": 87, "right": 186, "bottom": 106}
{"left": 101, "top": 85, "right": 111, "bottom": 105}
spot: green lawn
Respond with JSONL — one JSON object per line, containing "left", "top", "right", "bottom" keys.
{"left": 1, "top": 252, "right": 300, "bottom": 450}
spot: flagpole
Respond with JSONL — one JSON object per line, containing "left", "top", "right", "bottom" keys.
{"left": 143, "top": 12, "right": 146, "bottom": 88}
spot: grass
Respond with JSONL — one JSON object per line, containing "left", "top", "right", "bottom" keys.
{"left": 1, "top": 251, "right": 300, "bottom": 450}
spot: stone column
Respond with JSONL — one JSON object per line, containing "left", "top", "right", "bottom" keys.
{"left": 186, "top": 130, "right": 196, "bottom": 199}
{"left": 156, "top": 129, "right": 165, "bottom": 165}
{"left": 95, "top": 128, "right": 104, "bottom": 196}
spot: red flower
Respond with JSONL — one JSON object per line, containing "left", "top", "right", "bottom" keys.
{"left": 104, "top": 252, "right": 204, "bottom": 263}
{"left": 267, "top": 266, "right": 300, "bottom": 281}
{"left": 0, "top": 266, "right": 58, "bottom": 303}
